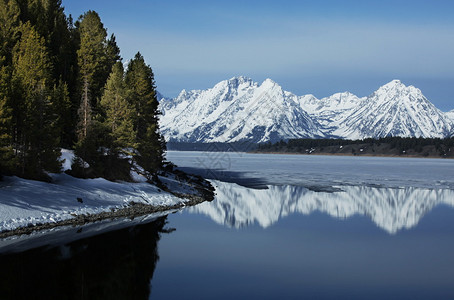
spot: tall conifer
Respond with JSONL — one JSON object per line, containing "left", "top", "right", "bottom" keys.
{"left": 76, "top": 10, "right": 110, "bottom": 109}
{"left": 0, "top": 0, "right": 20, "bottom": 174}
{"left": 0, "top": 65, "right": 14, "bottom": 174}
{"left": 12, "top": 22, "right": 61, "bottom": 178}
{"left": 125, "top": 52, "right": 165, "bottom": 178}
{"left": 101, "top": 61, "right": 135, "bottom": 152}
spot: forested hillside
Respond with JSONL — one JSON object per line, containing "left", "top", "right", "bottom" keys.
{"left": 0, "top": 0, "right": 165, "bottom": 181}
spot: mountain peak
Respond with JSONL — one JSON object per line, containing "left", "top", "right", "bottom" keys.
{"left": 260, "top": 78, "right": 281, "bottom": 90}
{"left": 374, "top": 79, "right": 424, "bottom": 101}
{"left": 380, "top": 79, "right": 405, "bottom": 90}
{"left": 215, "top": 76, "right": 257, "bottom": 90}
{"left": 227, "top": 76, "right": 253, "bottom": 83}
{"left": 389, "top": 79, "right": 402, "bottom": 85}
{"left": 262, "top": 78, "right": 277, "bottom": 85}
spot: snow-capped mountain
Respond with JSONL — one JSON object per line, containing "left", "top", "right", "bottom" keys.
{"left": 327, "top": 80, "right": 452, "bottom": 139}
{"left": 188, "top": 180, "right": 454, "bottom": 234}
{"left": 160, "top": 77, "right": 324, "bottom": 143}
{"left": 159, "top": 77, "right": 453, "bottom": 142}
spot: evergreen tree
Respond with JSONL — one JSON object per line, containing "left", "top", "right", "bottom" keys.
{"left": 0, "top": 65, "right": 15, "bottom": 175}
{"left": 100, "top": 61, "right": 135, "bottom": 152}
{"left": 105, "top": 33, "right": 121, "bottom": 79}
{"left": 76, "top": 10, "right": 105, "bottom": 134}
{"left": 0, "top": 3, "right": 167, "bottom": 181}
{"left": 125, "top": 52, "right": 165, "bottom": 178}
{"left": 76, "top": 10, "right": 115, "bottom": 111}
{"left": 75, "top": 10, "right": 120, "bottom": 159}
{"left": 0, "top": 0, "right": 21, "bottom": 174}
{"left": 42, "top": 0, "right": 77, "bottom": 109}
{"left": 0, "top": 0, "right": 21, "bottom": 64}
{"left": 12, "top": 22, "right": 61, "bottom": 179}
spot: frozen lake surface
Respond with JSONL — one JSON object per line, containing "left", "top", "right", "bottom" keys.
{"left": 166, "top": 151, "right": 454, "bottom": 190}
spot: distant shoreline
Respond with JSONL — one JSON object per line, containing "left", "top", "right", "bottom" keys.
{"left": 250, "top": 151, "right": 453, "bottom": 160}
{"left": 254, "top": 137, "right": 454, "bottom": 160}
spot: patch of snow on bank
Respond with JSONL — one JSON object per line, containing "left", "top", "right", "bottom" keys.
{"left": 0, "top": 173, "right": 186, "bottom": 233}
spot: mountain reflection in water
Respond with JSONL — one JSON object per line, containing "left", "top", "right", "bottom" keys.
{"left": 188, "top": 181, "right": 454, "bottom": 234}
{"left": 0, "top": 217, "right": 169, "bottom": 300}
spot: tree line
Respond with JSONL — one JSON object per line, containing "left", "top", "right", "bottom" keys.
{"left": 258, "top": 137, "right": 454, "bottom": 156}
{"left": 0, "top": 0, "right": 165, "bottom": 181}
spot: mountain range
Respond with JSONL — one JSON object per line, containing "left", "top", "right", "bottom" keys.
{"left": 159, "top": 77, "right": 454, "bottom": 143}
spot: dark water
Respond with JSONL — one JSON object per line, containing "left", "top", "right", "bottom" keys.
{"left": 2, "top": 152, "right": 454, "bottom": 299}
{"left": 1, "top": 198, "right": 454, "bottom": 299}
{"left": 151, "top": 206, "right": 454, "bottom": 300}
{"left": 0, "top": 217, "right": 167, "bottom": 300}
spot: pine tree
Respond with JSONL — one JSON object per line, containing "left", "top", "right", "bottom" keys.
{"left": 101, "top": 61, "right": 136, "bottom": 152}
{"left": 74, "top": 10, "right": 106, "bottom": 170}
{"left": 125, "top": 52, "right": 165, "bottom": 178}
{"left": 0, "top": 0, "right": 21, "bottom": 175}
{"left": 0, "top": 3, "right": 168, "bottom": 181}
{"left": 0, "top": 0, "right": 21, "bottom": 63}
{"left": 75, "top": 11, "right": 120, "bottom": 160}
{"left": 106, "top": 33, "right": 121, "bottom": 79}
{"left": 0, "top": 65, "right": 15, "bottom": 175}
{"left": 12, "top": 22, "right": 61, "bottom": 179}
{"left": 76, "top": 10, "right": 113, "bottom": 111}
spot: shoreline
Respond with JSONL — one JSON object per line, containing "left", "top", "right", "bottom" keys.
{"left": 0, "top": 191, "right": 210, "bottom": 239}
{"left": 250, "top": 151, "right": 453, "bottom": 160}
{"left": 0, "top": 170, "right": 215, "bottom": 239}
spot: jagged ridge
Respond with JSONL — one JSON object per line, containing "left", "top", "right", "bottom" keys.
{"left": 159, "top": 77, "right": 454, "bottom": 143}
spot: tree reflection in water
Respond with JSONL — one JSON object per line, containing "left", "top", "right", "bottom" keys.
{"left": 0, "top": 216, "right": 170, "bottom": 300}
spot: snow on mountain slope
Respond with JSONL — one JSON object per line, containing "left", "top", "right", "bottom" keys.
{"left": 188, "top": 180, "right": 454, "bottom": 234}
{"left": 300, "top": 91, "right": 365, "bottom": 115}
{"left": 159, "top": 77, "right": 453, "bottom": 142}
{"left": 332, "top": 80, "right": 453, "bottom": 139}
{"left": 160, "top": 77, "right": 324, "bottom": 143}
{"left": 299, "top": 92, "right": 367, "bottom": 136}
{"left": 447, "top": 110, "right": 454, "bottom": 135}
{"left": 447, "top": 110, "right": 454, "bottom": 120}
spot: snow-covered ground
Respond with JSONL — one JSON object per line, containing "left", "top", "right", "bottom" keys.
{"left": 0, "top": 150, "right": 192, "bottom": 233}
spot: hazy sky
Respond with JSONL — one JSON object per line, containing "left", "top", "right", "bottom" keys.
{"left": 62, "top": 0, "right": 454, "bottom": 111}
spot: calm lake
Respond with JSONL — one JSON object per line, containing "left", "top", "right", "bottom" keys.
{"left": 1, "top": 151, "right": 454, "bottom": 299}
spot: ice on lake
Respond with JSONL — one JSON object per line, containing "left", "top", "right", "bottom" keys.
{"left": 167, "top": 151, "right": 454, "bottom": 190}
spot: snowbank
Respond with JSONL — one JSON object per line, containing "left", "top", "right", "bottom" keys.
{"left": 0, "top": 173, "right": 189, "bottom": 233}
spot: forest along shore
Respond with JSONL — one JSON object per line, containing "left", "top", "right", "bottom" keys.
{"left": 0, "top": 3, "right": 213, "bottom": 240}
{"left": 254, "top": 137, "right": 454, "bottom": 159}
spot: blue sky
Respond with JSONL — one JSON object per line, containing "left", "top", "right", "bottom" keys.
{"left": 62, "top": 0, "right": 454, "bottom": 111}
